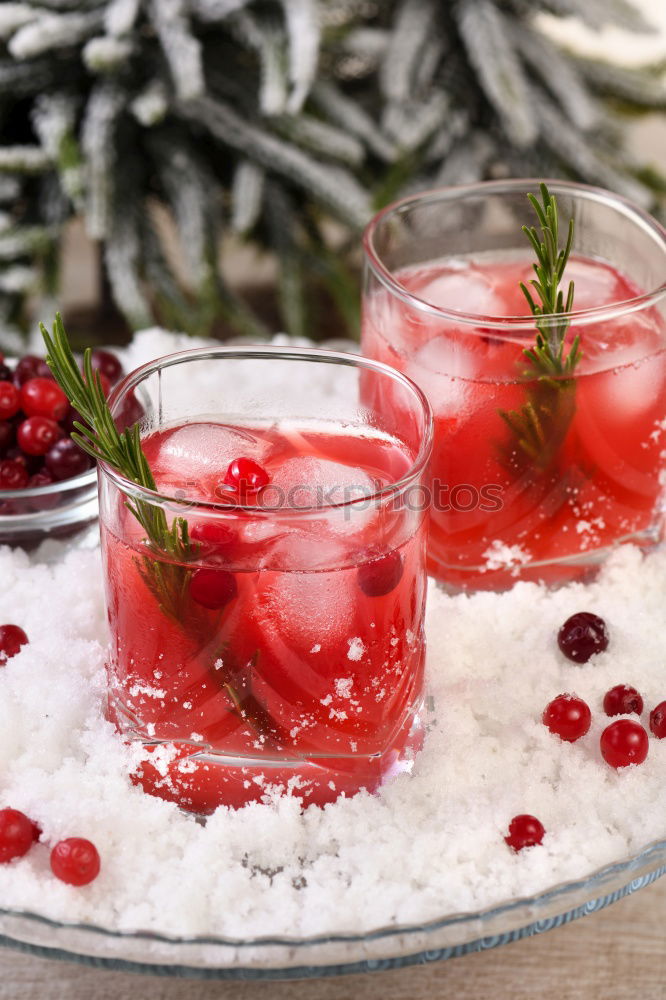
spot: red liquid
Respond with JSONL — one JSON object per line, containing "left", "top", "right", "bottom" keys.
{"left": 102, "top": 422, "right": 426, "bottom": 812}
{"left": 363, "top": 254, "right": 666, "bottom": 588}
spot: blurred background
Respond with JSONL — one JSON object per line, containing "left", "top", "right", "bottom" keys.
{"left": 0, "top": 0, "right": 664, "bottom": 349}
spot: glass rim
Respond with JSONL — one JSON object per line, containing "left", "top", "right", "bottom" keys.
{"left": 363, "top": 177, "right": 666, "bottom": 332}
{"left": 0, "top": 466, "right": 96, "bottom": 500}
{"left": 102, "top": 344, "right": 434, "bottom": 515}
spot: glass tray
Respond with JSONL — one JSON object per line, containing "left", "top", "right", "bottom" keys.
{"left": 0, "top": 836, "right": 664, "bottom": 980}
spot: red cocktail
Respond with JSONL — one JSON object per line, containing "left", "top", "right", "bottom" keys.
{"left": 363, "top": 181, "right": 666, "bottom": 588}
{"left": 99, "top": 348, "right": 432, "bottom": 813}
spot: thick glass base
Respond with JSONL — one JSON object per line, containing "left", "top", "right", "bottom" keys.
{"left": 428, "top": 527, "right": 664, "bottom": 592}
{"left": 110, "top": 696, "right": 425, "bottom": 814}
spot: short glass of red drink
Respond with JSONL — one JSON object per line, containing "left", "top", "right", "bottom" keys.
{"left": 362, "top": 179, "right": 666, "bottom": 589}
{"left": 99, "top": 346, "right": 432, "bottom": 813}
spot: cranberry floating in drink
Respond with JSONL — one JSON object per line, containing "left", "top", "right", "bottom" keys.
{"left": 362, "top": 180, "right": 666, "bottom": 589}
{"left": 43, "top": 331, "right": 432, "bottom": 814}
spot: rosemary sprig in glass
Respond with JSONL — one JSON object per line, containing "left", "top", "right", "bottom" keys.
{"left": 499, "top": 183, "right": 582, "bottom": 472}
{"left": 41, "top": 313, "right": 194, "bottom": 620}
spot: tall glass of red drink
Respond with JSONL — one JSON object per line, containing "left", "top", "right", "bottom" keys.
{"left": 99, "top": 347, "right": 432, "bottom": 813}
{"left": 362, "top": 180, "right": 666, "bottom": 589}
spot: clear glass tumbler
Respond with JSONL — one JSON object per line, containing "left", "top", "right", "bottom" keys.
{"left": 99, "top": 346, "right": 432, "bottom": 813}
{"left": 362, "top": 179, "right": 666, "bottom": 589}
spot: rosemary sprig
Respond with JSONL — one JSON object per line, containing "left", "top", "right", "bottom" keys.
{"left": 41, "top": 314, "right": 191, "bottom": 557}
{"left": 519, "top": 183, "right": 581, "bottom": 379}
{"left": 499, "top": 183, "right": 581, "bottom": 471}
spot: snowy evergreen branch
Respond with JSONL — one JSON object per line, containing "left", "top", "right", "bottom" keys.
{"left": 0, "top": 0, "right": 662, "bottom": 341}
{"left": 455, "top": 0, "right": 536, "bottom": 148}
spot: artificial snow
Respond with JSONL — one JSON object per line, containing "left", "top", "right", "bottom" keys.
{"left": 0, "top": 330, "right": 665, "bottom": 941}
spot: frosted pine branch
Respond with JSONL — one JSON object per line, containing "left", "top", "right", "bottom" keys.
{"left": 575, "top": 58, "right": 666, "bottom": 109}
{"left": 186, "top": 97, "right": 372, "bottom": 228}
{"left": 190, "top": 0, "right": 252, "bottom": 22}
{"left": 311, "top": 81, "right": 399, "bottom": 162}
{"left": 455, "top": 0, "right": 536, "bottom": 148}
{"left": 0, "top": 146, "right": 51, "bottom": 173}
{"left": 0, "top": 178, "right": 21, "bottom": 203}
{"left": 0, "top": 0, "right": 661, "bottom": 340}
{"left": 528, "top": 0, "right": 651, "bottom": 32}
{"left": 149, "top": 0, "right": 205, "bottom": 102}
{"left": 382, "top": 92, "right": 449, "bottom": 150}
{"left": 8, "top": 10, "right": 103, "bottom": 59}
{"left": 280, "top": 0, "right": 320, "bottom": 113}
{"left": 104, "top": 210, "right": 153, "bottom": 330}
{"left": 274, "top": 113, "right": 365, "bottom": 166}
{"left": 0, "top": 227, "right": 57, "bottom": 259}
{"left": 380, "top": 0, "right": 437, "bottom": 103}
{"left": 130, "top": 81, "right": 169, "bottom": 127}
{"left": 105, "top": 0, "right": 142, "bottom": 36}
{"left": 509, "top": 18, "right": 599, "bottom": 131}
{"left": 83, "top": 36, "right": 134, "bottom": 73}
{"left": 231, "top": 11, "right": 289, "bottom": 115}
{"left": 0, "top": 4, "right": 35, "bottom": 40}
{"left": 532, "top": 88, "right": 653, "bottom": 207}
{"left": 81, "top": 84, "right": 124, "bottom": 239}
{"left": 231, "top": 160, "right": 265, "bottom": 234}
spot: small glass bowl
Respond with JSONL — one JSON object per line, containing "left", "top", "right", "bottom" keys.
{"left": 0, "top": 467, "right": 98, "bottom": 548}
{"left": 0, "top": 355, "right": 99, "bottom": 548}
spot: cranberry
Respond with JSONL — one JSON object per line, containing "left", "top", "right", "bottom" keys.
{"left": 603, "top": 685, "right": 643, "bottom": 718}
{"left": 0, "top": 808, "right": 36, "bottom": 862}
{"left": 61, "top": 404, "right": 84, "bottom": 435}
{"left": 45, "top": 438, "right": 91, "bottom": 481}
{"left": 20, "top": 377, "right": 68, "bottom": 422}
{"left": 114, "top": 391, "right": 143, "bottom": 431}
{"left": 557, "top": 612, "right": 609, "bottom": 663}
{"left": 190, "top": 521, "right": 237, "bottom": 553}
{"left": 0, "top": 363, "right": 12, "bottom": 382}
{"left": 50, "top": 837, "right": 100, "bottom": 886}
{"left": 0, "top": 382, "right": 20, "bottom": 420}
{"left": 0, "top": 458, "right": 28, "bottom": 490}
{"left": 6, "top": 447, "right": 42, "bottom": 476}
{"left": 29, "top": 469, "right": 54, "bottom": 487}
{"left": 649, "top": 701, "right": 666, "bottom": 739}
{"left": 189, "top": 568, "right": 238, "bottom": 609}
{"left": 357, "top": 550, "right": 404, "bottom": 597}
{"left": 223, "top": 457, "right": 270, "bottom": 496}
{"left": 600, "top": 719, "right": 648, "bottom": 768}
{"left": 0, "top": 624, "right": 28, "bottom": 661}
{"left": 17, "top": 416, "right": 63, "bottom": 456}
{"left": 91, "top": 348, "right": 123, "bottom": 385}
{"left": 13, "top": 355, "right": 53, "bottom": 386}
{"left": 0, "top": 420, "right": 15, "bottom": 454}
{"left": 542, "top": 693, "right": 591, "bottom": 742}
{"left": 28, "top": 469, "right": 61, "bottom": 511}
{"left": 505, "top": 814, "right": 545, "bottom": 852}
{"left": 5, "top": 447, "right": 26, "bottom": 466}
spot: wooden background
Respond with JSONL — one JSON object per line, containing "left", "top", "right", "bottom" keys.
{"left": 0, "top": 876, "right": 664, "bottom": 999}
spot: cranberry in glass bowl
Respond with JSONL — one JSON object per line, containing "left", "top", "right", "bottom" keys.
{"left": 0, "top": 347, "right": 129, "bottom": 548}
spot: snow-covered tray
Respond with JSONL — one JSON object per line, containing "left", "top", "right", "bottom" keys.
{"left": 0, "top": 331, "right": 664, "bottom": 980}
{"left": 0, "top": 838, "right": 664, "bottom": 978}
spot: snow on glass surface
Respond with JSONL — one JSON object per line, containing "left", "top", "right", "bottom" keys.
{"left": 0, "top": 330, "right": 664, "bottom": 940}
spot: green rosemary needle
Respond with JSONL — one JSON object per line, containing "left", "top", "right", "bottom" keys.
{"left": 41, "top": 313, "right": 193, "bottom": 612}
{"left": 499, "top": 183, "right": 581, "bottom": 470}
{"left": 520, "top": 182, "right": 581, "bottom": 379}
